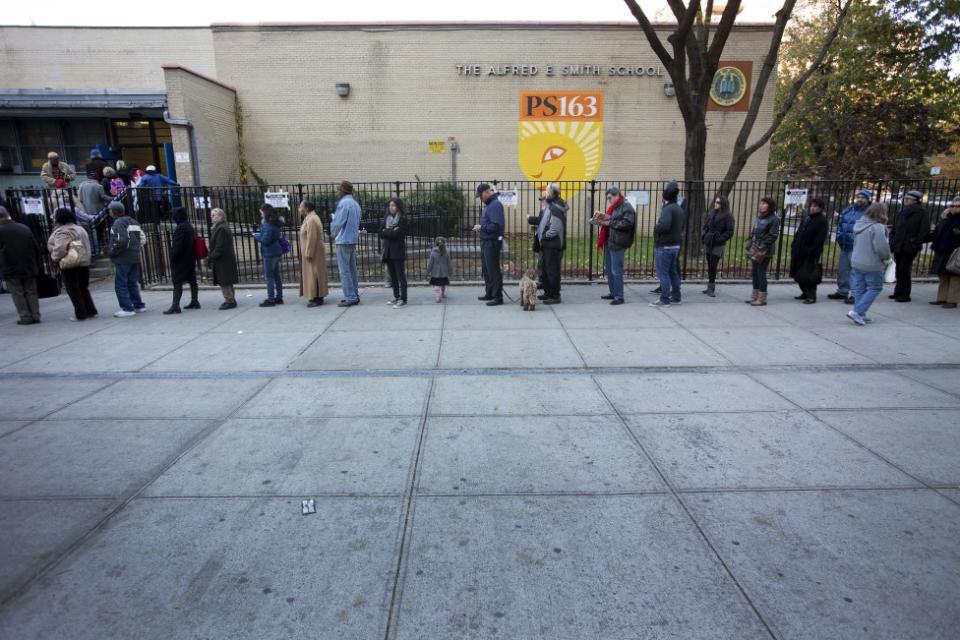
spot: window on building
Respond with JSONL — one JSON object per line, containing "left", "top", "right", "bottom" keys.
{"left": 0, "top": 120, "right": 17, "bottom": 173}
{"left": 62, "top": 119, "right": 109, "bottom": 169}
{"left": 18, "top": 120, "right": 61, "bottom": 172}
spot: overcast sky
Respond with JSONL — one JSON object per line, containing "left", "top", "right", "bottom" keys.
{"left": 4, "top": 0, "right": 781, "bottom": 26}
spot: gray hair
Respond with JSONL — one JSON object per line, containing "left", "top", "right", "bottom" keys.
{"left": 211, "top": 207, "right": 227, "bottom": 220}
{"left": 546, "top": 183, "right": 562, "bottom": 198}
{"left": 0, "top": 205, "right": 10, "bottom": 219}
{"left": 107, "top": 201, "right": 125, "bottom": 215}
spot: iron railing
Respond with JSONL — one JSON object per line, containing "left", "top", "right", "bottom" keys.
{"left": 5, "top": 178, "right": 958, "bottom": 286}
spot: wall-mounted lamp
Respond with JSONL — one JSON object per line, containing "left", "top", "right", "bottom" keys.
{"left": 663, "top": 82, "right": 675, "bottom": 97}
{"left": 335, "top": 83, "right": 350, "bottom": 97}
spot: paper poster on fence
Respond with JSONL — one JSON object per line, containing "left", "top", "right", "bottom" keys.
{"left": 192, "top": 196, "right": 211, "bottom": 210}
{"left": 20, "top": 197, "right": 44, "bottom": 215}
{"left": 626, "top": 191, "right": 650, "bottom": 210}
{"left": 264, "top": 191, "right": 289, "bottom": 209}
{"left": 784, "top": 188, "right": 808, "bottom": 206}
{"left": 498, "top": 189, "right": 518, "bottom": 207}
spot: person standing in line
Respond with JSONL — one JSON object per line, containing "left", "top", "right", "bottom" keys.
{"left": 928, "top": 196, "right": 960, "bottom": 309}
{"left": 745, "top": 196, "right": 781, "bottom": 307}
{"left": 0, "top": 206, "right": 42, "bottom": 325}
{"left": 789, "top": 197, "right": 829, "bottom": 304}
{"left": 107, "top": 201, "right": 146, "bottom": 317}
{"left": 298, "top": 200, "right": 329, "bottom": 308}
{"left": 534, "top": 183, "right": 568, "bottom": 305}
{"left": 847, "top": 202, "right": 892, "bottom": 325}
{"left": 48, "top": 208, "right": 97, "bottom": 321}
{"left": 78, "top": 171, "right": 112, "bottom": 219}
{"left": 163, "top": 207, "right": 200, "bottom": 314}
{"left": 85, "top": 149, "right": 108, "bottom": 180}
{"left": 701, "top": 195, "right": 735, "bottom": 297}
{"left": 593, "top": 185, "right": 636, "bottom": 306}
{"left": 427, "top": 236, "right": 452, "bottom": 302}
{"left": 254, "top": 203, "right": 284, "bottom": 307}
{"left": 474, "top": 183, "right": 505, "bottom": 306}
{"left": 102, "top": 167, "right": 125, "bottom": 198}
{"left": 888, "top": 189, "right": 930, "bottom": 302}
{"left": 330, "top": 180, "right": 362, "bottom": 307}
{"left": 137, "top": 165, "right": 179, "bottom": 221}
{"left": 40, "top": 152, "right": 76, "bottom": 187}
{"left": 829, "top": 188, "right": 872, "bottom": 303}
{"left": 207, "top": 208, "right": 239, "bottom": 310}
{"left": 381, "top": 197, "right": 408, "bottom": 308}
{"left": 650, "top": 181, "right": 684, "bottom": 307}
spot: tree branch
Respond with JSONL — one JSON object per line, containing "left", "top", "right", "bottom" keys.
{"left": 622, "top": 0, "right": 674, "bottom": 68}
{"left": 664, "top": 0, "right": 701, "bottom": 48}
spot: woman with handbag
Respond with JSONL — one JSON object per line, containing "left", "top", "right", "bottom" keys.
{"left": 745, "top": 196, "right": 780, "bottom": 306}
{"left": 928, "top": 196, "right": 960, "bottom": 309}
{"left": 163, "top": 207, "right": 200, "bottom": 314}
{"left": 701, "top": 195, "right": 735, "bottom": 297}
{"left": 208, "top": 208, "right": 239, "bottom": 310}
{"left": 47, "top": 207, "right": 97, "bottom": 321}
{"left": 789, "top": 197, "right": 829, "bottom": 304}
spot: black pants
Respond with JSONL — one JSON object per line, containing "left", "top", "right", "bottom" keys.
{"left": 798, "top": 281, "right": 818, "bottom": 300}
{"left": 541, "top": 247, "right": 562, "bottom": 299}
{"left": 706, "top": 253, "right": 721, "bottom": 283}
{"left": 481, "top": 239, "right": 503, "bottom": 300}
{"left": 893, "top": 251, "right": 917, "bottom": 299}
{"left": 172, "top": 272, "right": 198, "bottom": 307}
{"left": 751, "top": 258, "right": 770, "bottom": 292}
{"left": 385, "top": 259, "right": 407, "bottom": 302}
{"left": 62, "top": 267, "right": 98, "bottom": 320}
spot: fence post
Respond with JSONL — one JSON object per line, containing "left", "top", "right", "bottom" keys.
{"left": 394, "top": 181, "right": 401, "bottom": 198}
{"left": 588, "top": 179, "right": 596, "bottom": 281}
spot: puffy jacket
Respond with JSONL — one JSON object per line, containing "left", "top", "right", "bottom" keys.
{"left": 851, "top": 218, "right": 891, "bottom": 272}
{"left": 835, "top": 202, "right": 869, "bottom": 252}
{"left": 537, "top": 198, "right": 567, "bottom": 250}
{"left": 607, "top": 198, "right": 637, "bottom": 250}
{"left": 48, "top": 223, "right": 92, "bottom": 269}
{"left": 108, "top": 216, "right": 144, "bottom": 265}
{"left": 137, "top": 172, "right": 179, "bottom": 200}
{"left": 889, "top": 203, "right": 931, "bottom": 254}
{"left": 254, "top": 221, "right": 282, "bottom": 258}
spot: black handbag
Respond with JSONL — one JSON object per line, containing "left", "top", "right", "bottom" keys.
{"left": 37, "top": 273, "right": 60, "bottom": 298}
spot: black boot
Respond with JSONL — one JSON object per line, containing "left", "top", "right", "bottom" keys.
{"left": 163, "top": 306, "right": 181, "bottom": 314}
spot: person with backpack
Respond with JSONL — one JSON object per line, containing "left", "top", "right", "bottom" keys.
{"left": 593, "top": 185, "right": 636, "bottom": 306}
{"left": 381, "top": 197, "right": 408, "bottom": 308}
{"left": 107, "top": 201, "right": 146, "bottom": 317}
{"left": 48, "top": 207, "right": 97, "bottom": 321}
{"left": 163, "top": 207, "right": 200, "bottom": 314}
{"left": 254, "top": 203, "right": 283, "bottom": 307}
{"left": 427, "top": 236, "right": 452, "bottom": 302}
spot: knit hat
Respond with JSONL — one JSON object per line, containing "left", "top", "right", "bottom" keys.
{"left": 856, "top": 188, "right": 873, "bottom": 200}
{"left": 904, "top": 190, "right": 922, "bottom": 201}
{"left": 605, "top": 186, "right": 621, "bottom": 197}
{"left": 47, "top": 151, "right": 59, "bottom": 159}
{"left": 475, "top": 183, "right": 492, "bottom": 198}
{"left": 338, "top": 180, "right": 353, "bottom": 195}
{"left": 90, "top": 148, "right": 102, "bottom": 158}
{"left": 663, "top": 181, "right": 680, "bottom": 201}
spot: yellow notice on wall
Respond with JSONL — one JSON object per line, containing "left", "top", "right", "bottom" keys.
{"left": 428, "top": 141, "right": 446, "bottom": 154}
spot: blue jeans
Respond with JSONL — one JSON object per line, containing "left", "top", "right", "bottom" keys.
{"left": 606, "top": 247, "right": 625, "bottom": 300}
{"left": 837, "top": 249, "right": 852, "bottom": 295}
{"left": 114, "top": 262, "right": 144, "bottom": 311}
{"left": 336, "top": 244, "right": 359, "bottom": 303}
{"left": 851, "top": 269, "right": 883, "bottom": 317}
{"left": 655, "top": 246, "right": 682, "bottom": 303}
{"left": 263, "top": 255, "right": 283, "bottom": 300}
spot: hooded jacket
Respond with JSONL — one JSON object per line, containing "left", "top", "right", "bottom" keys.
{"left": 851, "top": 217, "right": 891, "bottom": 272}
{"left": 537, "top": 197, "right": 568, "bottom": 250}
{"left": 889, "top": 203, "right": 931, "bottom": 254}
{"left": 835, "top": 201, "right": 869, "bottom": 252}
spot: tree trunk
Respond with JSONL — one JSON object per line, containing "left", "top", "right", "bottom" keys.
{"left": 684, "top": 119, "right": 707, "bottom": 261}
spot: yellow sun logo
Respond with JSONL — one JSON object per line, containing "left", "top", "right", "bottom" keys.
{"left": 518, "top": 91, "right": 604, "bottom": 199}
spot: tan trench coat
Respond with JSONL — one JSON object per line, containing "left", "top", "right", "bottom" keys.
{"left": 299, "top": 212, "right": 329, "bottom": 298}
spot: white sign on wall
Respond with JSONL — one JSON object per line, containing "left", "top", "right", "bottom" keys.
{"left": 626, "top": 190, "right": 650, "bottom": 209}
{"left": 498, "top": 190, "right": 518, "bottom": 207}
{"left": 20, "top": 197, "right": 44, "bottom": 215}
{"left": 784, "top": 188, "right": 809, "bottom": 206}
{"left": 174, "top": 151, "right": 191, "bottom": 163}
{"left": 193, "top": 196, "right": 212, "bottom": 210}
{"left": 264, "top": 191, "right": 290, "bottom": 209}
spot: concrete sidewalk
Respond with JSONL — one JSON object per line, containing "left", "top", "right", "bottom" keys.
{"left": 1, "top": 281, "right": 959, "bottom": 639}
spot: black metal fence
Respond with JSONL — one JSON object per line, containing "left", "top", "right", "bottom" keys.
{"left": 5, "top": 178, "right": 958, "bottom": 286}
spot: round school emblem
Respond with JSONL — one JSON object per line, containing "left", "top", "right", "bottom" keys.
{"left": 710, "top": 66, "right": 747, "bottom": 107}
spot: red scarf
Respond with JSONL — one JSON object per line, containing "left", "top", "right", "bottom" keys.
{"left": 598, "top": 195, "right": 624, "bottom": 249}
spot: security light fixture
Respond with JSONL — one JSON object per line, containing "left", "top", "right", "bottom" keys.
{"left": 335, "top": 83, "right": 350, "bottom": 97}
{"left": 663, "top": 83, "right": 675, "bottom": 97}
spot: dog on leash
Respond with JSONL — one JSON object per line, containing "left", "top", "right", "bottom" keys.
{"left": 519, "top": 269, "right": 538, "bottom": 311}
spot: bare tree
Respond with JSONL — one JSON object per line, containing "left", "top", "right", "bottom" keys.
{"left": 622, "top": 0, "right": 852, "bottom": 239}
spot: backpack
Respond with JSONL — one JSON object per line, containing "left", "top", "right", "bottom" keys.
{"left": 109, "top": 177, "right": 125, "bottom": 196}
{"left": 279, "top": 236, "right": 292, "bottom": 254}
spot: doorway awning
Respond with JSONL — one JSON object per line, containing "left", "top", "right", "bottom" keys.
{"left": 0, "top": 89, "right": 166, "bottom": 113}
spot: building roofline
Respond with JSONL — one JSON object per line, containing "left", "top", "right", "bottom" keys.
{"left": 161, "top": 64, "right": 237, "bottom": 93}
{"left": 210, "top": 20, "right": 775, "bottom": 31}
{"left": 0, "top": 24, "right": 210, "bottom": 29}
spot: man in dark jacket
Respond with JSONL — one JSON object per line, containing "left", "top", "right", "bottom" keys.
{"left": 888, "top": 190, "right": 930, "bottom": 302}
{"left": 533, "top": 183, "right": 567, "bottom": 304}
{"left": 789, "top": 197, "right": 829, "bottom": 303}
{"left": 137, "top": 165, "right": 179, "bottom": 221}
{"left": 85, "top": 149, "right": 109, "bottom": 180}
{"left": 829, "top": 188, "right": 871, "bottom": 302}
{"left": 474, "top": 183, "right": 505, "bottom": 306}
{"left": 593, "top": 186, "right": 636, "bottom": 305}
{"left": 107, "top": 201, "right": 146, "bottom": 317}
{"left": 0, "top": 206, "right": 42, "bottom": 324}
{"left": 651, "top": 181, "right": 686, "bottom": 307}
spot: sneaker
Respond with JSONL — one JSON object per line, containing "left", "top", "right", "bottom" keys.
{"left": 650, "top": 287, "right": 662, "bottom": 294}
{"left": 393, "top": 300, "right": 407, "bottom": 308}
{"left": 846, "top": 310, "right": 866, "bottom": 326}
{"left": 670, "top": 299, "right": 682, "bottom": 306}
{"left": 274, "top": 298, "right": 284, "bottom": 305}
{"left": 113, "top": 309, "right": 136, "bottom": 318}
{"left": 259, "top": 299, "right": 276, "bottom": 307}
{"left": 601, "top": 294, "right": 615, "bottom": 300}
{"left": 387, "top": 298, "right": 399, "bottom": 306}
{"left": 485, "top": 298, "right": 503, "bottom": 306}
{"left": 863, "top": 316, "right": 874, "bottom": 324}
{"left": 134, "top": 307, "right": 147, "bottom": 313}
{"left": 649, "top": 300, "right": 670, "bottom": 308}
{"left": 609, "top": 298, "right": 625, "bottom": 306}
{"left": 543, "top": 297, "right": 561, "bottom": 305}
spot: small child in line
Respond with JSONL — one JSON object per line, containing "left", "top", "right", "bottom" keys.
{"left": 426, "top": 236, "right": 452, "bottom": 302}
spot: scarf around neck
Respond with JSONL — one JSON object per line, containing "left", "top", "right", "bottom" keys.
{"left": 598, "top": 195, "right": 624, "bottom": 250}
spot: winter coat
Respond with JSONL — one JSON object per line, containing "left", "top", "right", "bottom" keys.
{"left": 137, "top": 173, "right": 178, "bottom": 201}
{"left": 108, "top": 216, "right": 144, "bottom": 265}
{"left": 889, "top": 203, "right": 931, "bottom": 254}
{"left": 701, "top": 209, "right": 735, "bottom": 256}
{"left": 835, "top": 202, "right": 869, "bottom": 252}
{"left": 299, "top": 212, "right": 329, "bottom": 298}
{"left": 478, "top": 195, "right": 505, "bottom": 242}
{"left": 208, "top": 222, "right": 238, "bottom": 287}
{"left": 607, "top": 198, "right": 637, "bottom": 251}
{"left": 0, "top": 219, "right": 40, "bottom": 278}
{"left": 654, "top": 202, "right": 686, "bottom": 247}
{"left": 851, "top": 218, "right": 891, "bottom": 272}
{"left": 379, "top": 212, "right": 407, "bottom": 262}
{"left": 929, "top": 213, "right": 960, "bottom": 276}
{"left": 40, "top": 160, "right": 76, "bottom": 186}
{"left": 85, "top": 157, "right": 108, "bottom": 180}
{"left": 47, "top": 223, "right": 92, "bottom": 269}
{"left": 254, "top": 221, "right": 282, "bottom": 258}
{"left": 789, "top": 213, "right": 827, "bottom": 281}
{"left": 529, "top": 198, "right": 568, "bottom": 251}
{"left": 749, "top": 213, "right": 780, "bottom": 255}
{"left": 78, "top": 179, "right": 112, "bottom": 217}
{"left": 426, "top": 247, "right": 452, "bottom": 279}
{"left": 169, "top": 220, "right": 197, "bottom": 283}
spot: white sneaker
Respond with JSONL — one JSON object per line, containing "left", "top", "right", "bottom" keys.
{"left": 846, "top": 310, "right": 866, "bottom": 326}
{"left": 114, "top": 309, "right": 136, "bottom": 318}
{"left": 393, "top": 300, "right": 407, "bottom": 309}
{"left": 386, "top": 299, "right": 399, "bottom": 306}
{"left": 134, "top": 307, "right": 147, "bottom": 313}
